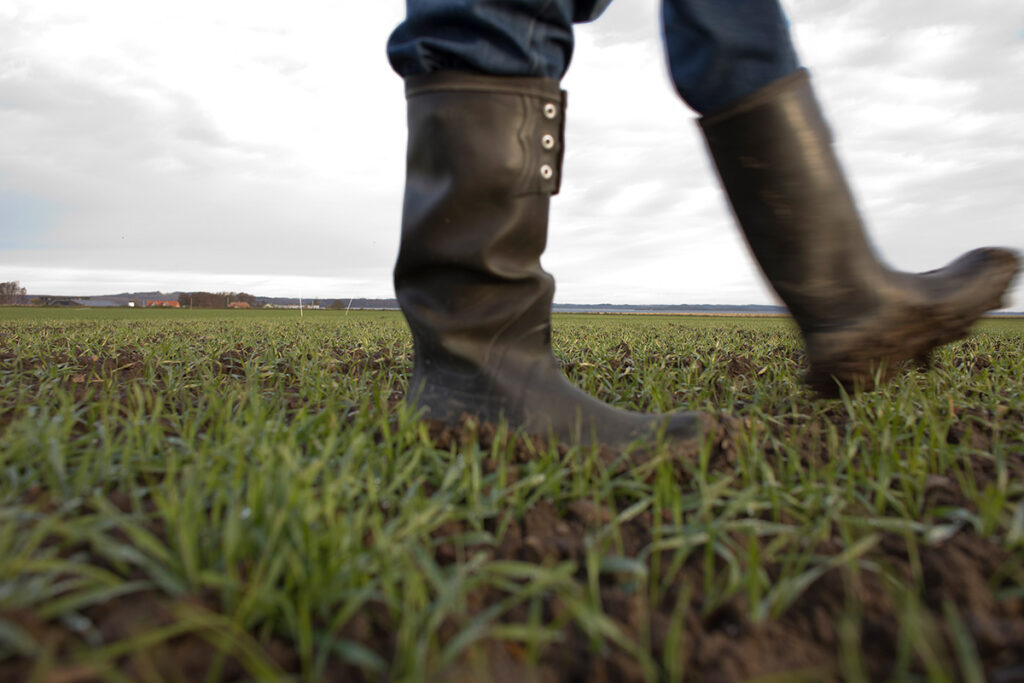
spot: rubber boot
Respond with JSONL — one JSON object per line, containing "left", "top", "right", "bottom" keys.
{"left": 395, "top": 72, "right": 702, "bottom": 448}
{"left": 700, "top": 69, "right": 1020, "bottom": 395}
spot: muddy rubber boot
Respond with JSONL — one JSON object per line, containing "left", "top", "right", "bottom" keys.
{"left": 699, "top": 69, "right": 1021, "bottom": 395}
{"left": 395, "top": 71, "right": 702, "bottom": 448}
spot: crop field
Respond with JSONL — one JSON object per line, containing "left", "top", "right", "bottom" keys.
{"left": 1, "top": 307, "right": 1022, "bottom": 682}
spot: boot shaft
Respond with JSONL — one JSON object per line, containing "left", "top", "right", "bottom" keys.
{"left": 395, "top": 72, "right": 566, "bottom": 373}
{"left": 700, "top": 69, "right": 886, "bottom": 330}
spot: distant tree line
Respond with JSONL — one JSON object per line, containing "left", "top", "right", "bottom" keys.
{"left": 0, "top": 281, "right": 28, "bottom": 305}
{"left": 177, "top": 291, "right": 257, "bottom": 309}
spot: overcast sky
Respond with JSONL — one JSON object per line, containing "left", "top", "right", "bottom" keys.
{"left": 1, "top": 0, "right": 1022, "bottom": 308}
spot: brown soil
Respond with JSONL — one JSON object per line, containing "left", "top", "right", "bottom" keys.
{"left": 4, "top": 417, "right": 1022, "bottom": 682}
{"left": 3, "top": 340, "right": 1023, "bottom": 681}
{"left": 5, "top": 511, "right": 1021, "bottom": 682}
{"left": 422, "top": 418, "right": 1024, "bottom": 682}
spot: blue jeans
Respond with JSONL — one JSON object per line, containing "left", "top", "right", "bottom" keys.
{"left": 387, "top": 0, "right": 799, "bottom": 114}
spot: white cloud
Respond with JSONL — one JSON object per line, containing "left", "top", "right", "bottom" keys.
{"left": 0, "top": 0, "right": 1021, "bottom": 309}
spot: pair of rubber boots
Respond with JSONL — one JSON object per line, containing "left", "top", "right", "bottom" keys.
{"left": 394, "top": 69, "right": 1020, "bottom": 449}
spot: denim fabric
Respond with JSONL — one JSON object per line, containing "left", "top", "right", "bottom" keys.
{"left": 386, "top": 0, "right": 799, "bottom": 114}
{"left": 661, "top": 0, "right": 798, "bottom": 113}
{"left": 386, "top": 0, "right": 591, "bottom": 81}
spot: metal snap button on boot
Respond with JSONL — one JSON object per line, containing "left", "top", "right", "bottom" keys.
{"left": 543, "top": 103, "right": 557, "bottom": 119}
{"left": 540, "top": 164, "right": 554, "bottom": 180}
{"left": 541, "top": 134, "right": 555, "bottom": 150}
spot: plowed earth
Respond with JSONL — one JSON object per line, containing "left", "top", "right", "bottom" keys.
{"left": 1, "top": 316, "right": 1022, "bottom": 682}
{"left": 5, "top": 417, "right": 1024, "bottom": 682}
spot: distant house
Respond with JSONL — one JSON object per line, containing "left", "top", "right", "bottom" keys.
{"left": 228, "top": 301, "right": 251, "bottom": 309}
{"left": 145, "top": 300, "right": 180, "bottom": 308}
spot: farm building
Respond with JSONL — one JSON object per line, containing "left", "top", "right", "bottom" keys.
{"left": 145, "top": 300, "right": 180, "bottom": 308}
{"left": 228, "top": 302, "right": 251, "bottom": 309}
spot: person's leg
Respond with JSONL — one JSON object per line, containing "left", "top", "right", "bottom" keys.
{"left": 660, "top": 0, "right": 798, "bottom": 115}
{"left": 387, "top": 0, "right": 612, "bottom": 80}
{"left": 663, "top": 0, "right": 1020, "bottom": 394}
{"left": 388, "top": 1, "right": 702, "bottom": 446}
